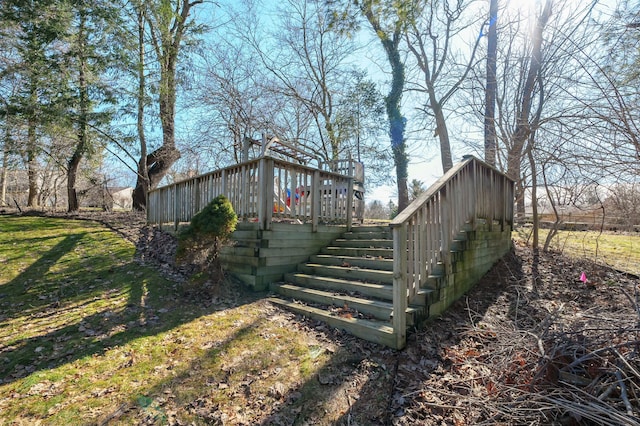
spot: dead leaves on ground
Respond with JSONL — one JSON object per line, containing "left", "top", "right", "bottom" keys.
{"left": 390, "top": 246, "right": 640, "bottom": 425}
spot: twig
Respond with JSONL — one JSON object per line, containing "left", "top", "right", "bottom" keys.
{"left": 597, "top": 382, "right": 616, "bottom": 401}
{"left": 345, "top": 390, "right": 352, "bottom": 425}
{"left": 566, "top": 340, "right": 640, "bottom": 370}
{"left": 620, "top": 284, "right": 640, "bottom": 320}
{"left": 525, "top": 330, "right": 545, "bottom": 358}
{"left": 613, "top": 348, "right": 640, "bottom": 379}
{"left": 615, "top": 370, "right": 634, "bottom": 417}
{"left": 466, "top": 297, "right": 476, "bottom": 327}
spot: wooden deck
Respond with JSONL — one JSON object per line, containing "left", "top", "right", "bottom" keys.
{"left": 147, "top": 155, "right": 514, "bottom": 349}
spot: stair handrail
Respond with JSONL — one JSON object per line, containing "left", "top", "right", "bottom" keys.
{"left": 389, "top": 155, "right": 515, "bottom": 349}
{"left": 147, "top": 156, "right": 356, "bottom": 232}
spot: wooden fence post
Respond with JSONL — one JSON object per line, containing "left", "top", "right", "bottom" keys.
{"left": 440, "top": 186, "right": 451, "bottom": 271}
{"left": 392, "top": 224, "right": 407, "bottom": 350}
{"left": 194, "top": 177, "right": 200, "bottom": 215}
{"left": 264, "top": 158, "right": 274, "bottom": 230}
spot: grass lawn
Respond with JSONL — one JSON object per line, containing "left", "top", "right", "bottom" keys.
{"left": 0, "top": 216, "right": 390, "bottom": 425}
{"left": 514, "top": 226, "right": 640, "bottom": 275}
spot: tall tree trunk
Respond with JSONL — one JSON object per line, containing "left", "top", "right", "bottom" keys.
{"left": 134, "top": 0, "right": 203, "bottom": 208}
{"left": 406, "top": 28, "right": 454, "bottom": 173}
{"left": 507, "top": 0, "right": 552, "bottom": 220}
{"left": 1, "top": 124, "right": 9, "bottom": 206}
{"left": 27, "top": 116, "right": 38, "bottom": 207}
{"left": 527, "top": 141, "right": 538, "bottom": 249}
{"left": 432, "top": 100, "right": 453, "bottom": 172}
{"left": 67, "top": 8, "right": 88, "bottom": 213}
{"left": 386, "top": 42, "right": 409, "bottom": 212}
{"left": 27, "top": 83, "right": 39, "bottom": 207}
{"left": 133, "top": 6, "right": 149, "bottom": 211}
{"left": 146, "top": 49, "right": 181, "bottom": 189}
{"left": 359, "top": 2, "right": 409, "bottom": 212}
{"left": 484, "top": 0, "right": 498, "bottom": 166}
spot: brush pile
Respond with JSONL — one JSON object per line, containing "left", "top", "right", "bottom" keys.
{"left": 391, "top": 242, "right": 640, "bottom": 425}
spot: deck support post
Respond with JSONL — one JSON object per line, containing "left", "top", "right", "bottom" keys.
{"left": 258, "top": 157, "right": 275, "bottom": 231}
{"left": 391, "top": 223, "right": 408, "bottom": 350}
{"left": 440, "top": 186, "right": 452, "bottom": 271}
{"left": 194, "top": 177, "right": 201, "bottom": 215}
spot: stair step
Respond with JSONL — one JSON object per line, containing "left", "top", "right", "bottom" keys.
{"left": 349, "top": 226, "right": 390, "bottom": 233}
{"left": 309, "top": 254, "right": 393, "bottom": 271}
{"left": 332, "top": 239, "right": 393, "bottom": 248}
{"left": 284, "top": 273, "right": 393, "bottom": 301}
{"left": 297, "top": 263, "right": 393, "bottom": 284}
{"left": 272, "top": 284, "right": 424, "bottom": 326}
{"left": 342, "top": 231, "right": 391, "bottom": 240}
{"left": 425, "top": 273, "right": 445, "bottom": 289}
{"left": 268, "top": 297, "right": 399, "bottom": 348}
{"left": 321, "top": 247, "right": 393, "bottom": 259}
{"left": 412, "top": 288, "right": 435, "bottom": 306}
{"left": 271, "top": 283, "right": 391, "bottom": 320}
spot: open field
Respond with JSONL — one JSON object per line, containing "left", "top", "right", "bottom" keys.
{"left": 514, "top": 226, "right": 640, "bottom": 275}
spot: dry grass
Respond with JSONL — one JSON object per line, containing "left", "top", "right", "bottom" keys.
{"left": 514, "top": 227, "right": 640, "bottom": 275}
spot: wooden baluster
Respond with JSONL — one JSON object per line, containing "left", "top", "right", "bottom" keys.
{"left": 290, "top": 168, "right": 297, "bottom": 219}
{"left": 312, "top": 170, "right": 320, "bottom": 231}
{"left": 265, "top": 158, "right": 274, "bottom": 230}
{"left": 418, "top": 206, "right": 427, "bottom": 289}
{"left": 346, "top": 176, "right": 353, "bottom": 231}
{"left": 407, "top": 220, "right": 415, "bottom": 299}
{"left": 173, "top": 184, "right": 179, "bottom": 232}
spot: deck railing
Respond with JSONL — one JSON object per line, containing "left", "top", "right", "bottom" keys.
{"left": 389, "top": 156, "right": 515, "bottom": 349}
{"left": 147, "top": 157, "right": 355, "bottom": 231}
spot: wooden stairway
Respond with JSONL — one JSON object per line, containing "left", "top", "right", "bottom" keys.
{"left": 268, "top": 225, "right": 429, "bottom": 348}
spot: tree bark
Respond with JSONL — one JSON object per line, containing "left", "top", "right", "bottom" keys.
{"left": 359, "top": 2, "right": 409, "bottom": 211}
{"left": 133, "top": 0, "right": 203, "bottom": 208}
{"left": 507, "top": 0, "right": 552, "bottom": 220}
{"left": 67, "top": 7, "right": 89, "bottom": 213}
{"left": 133, "top": 6, "right": 149, "bottom": 211}
{"left": 484, "top": 0, "right": 498, "bottom": 166}
{"left": 27, "top": 113, "right": 38, "bottom": 207}
{"left": 1, "top": 124, "right": 9, "bottom": 206}
{"left": 432, "top": 100, "right": 453, "bottom": 172}
{"left": 386, "top": 42, "right": 409, "bottom": 212}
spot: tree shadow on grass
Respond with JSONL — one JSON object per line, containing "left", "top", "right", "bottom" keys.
{"left": 0, "top": 230, "right": 261, "bottom": 388}
{"left": 104, "top": 310, "right": 400, "bottom": 426}
{"left": 0, "top": 234, "right": 87, "bottom": 322}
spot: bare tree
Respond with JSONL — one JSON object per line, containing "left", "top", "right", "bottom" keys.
{"left": 485, "top": 0, "right": 498, "bottom": 165}
{"left": 132, "top": 0, "right": 204, "bottom": 209}
{"left": 404, "top": 0, "right": 483, "bottom": 172}
{"left": 354, "top": 0, "right": 412, "bottom": 211}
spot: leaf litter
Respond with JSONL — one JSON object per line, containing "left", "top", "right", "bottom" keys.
{"left": 1, "top": 212, "right": 638, "bottom": 425}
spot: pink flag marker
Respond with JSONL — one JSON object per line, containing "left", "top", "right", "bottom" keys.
{"left": 580, "top": 272, "right": 587, "bottom": 283}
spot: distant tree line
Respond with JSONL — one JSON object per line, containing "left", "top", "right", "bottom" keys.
{"left": 0, "top": 0, "right": 638, "bottom": 228}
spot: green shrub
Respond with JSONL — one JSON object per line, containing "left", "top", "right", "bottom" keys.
{"left": 180, "top": 194, "right": 238, "bottom": 243}
{"left": 176, "top": 195, "right": 238, "bottom": 293}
